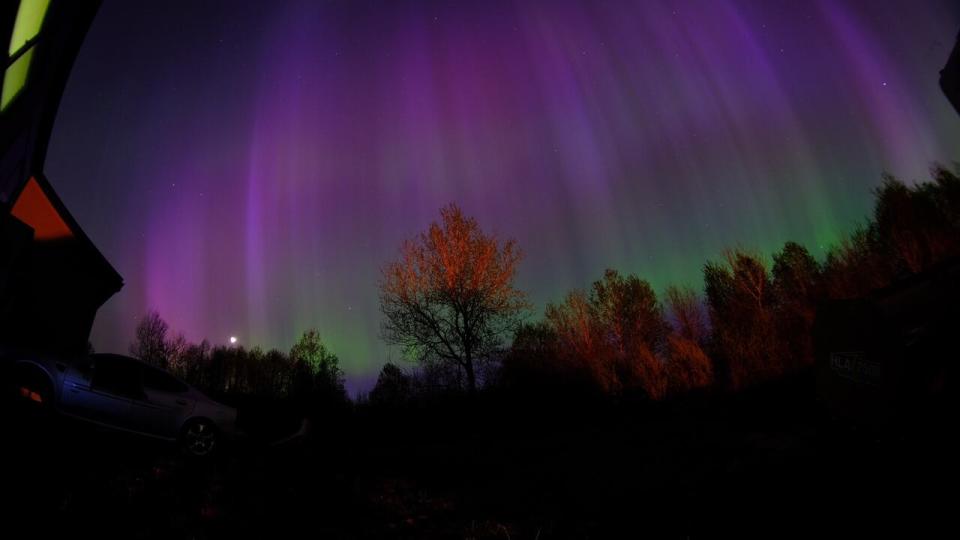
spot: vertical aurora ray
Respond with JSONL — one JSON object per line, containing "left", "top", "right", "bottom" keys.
{"left": 45, "top": 0, "right": 960, "bottom": 393}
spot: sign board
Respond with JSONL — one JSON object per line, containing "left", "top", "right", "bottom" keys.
{"left": 830, "top": 351, "right": 882, "bottom": 386}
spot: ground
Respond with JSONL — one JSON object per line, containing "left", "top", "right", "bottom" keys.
{"left": 2, "top": 374, "right": 954, "bottom": 538}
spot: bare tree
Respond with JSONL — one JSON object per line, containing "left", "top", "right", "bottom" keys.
{"left": 379, "top": 203, "right": 529, "bottom": 392}
{"left": 704, "top": 249, "right": 778, "bottom": 389}
{"left": 130, "top": 310, "right": 169, "bottom": 368}
{"left": 544, "top": 271, "right": 669, "bottom": 398}
{"left": 165, "top": 332, "right": 189, "bottom": 375}
{"left": 772, "top": 242, "right": 822, "bottom": 369}
{"left": 664, "top": 285, "right": 708, "bottom": 345}
{"left": 545, "top": 289, "right": 599, "bottom": 377}
{"left": 663, "top": 286, "right": 713, "bottom": 394}
{"left": 589, "top": 269, "right": 668, "bottom": 398}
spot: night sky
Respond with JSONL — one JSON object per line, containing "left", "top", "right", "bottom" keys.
{"left": 45, "top": 0, "right": 960, "bottom": 394}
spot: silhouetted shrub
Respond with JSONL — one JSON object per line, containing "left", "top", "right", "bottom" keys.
{"left": 499, "top": 321, "right": 595, "bottom": 394}
{"left": 369, "top": 362, "right": 413, "bottom": 407}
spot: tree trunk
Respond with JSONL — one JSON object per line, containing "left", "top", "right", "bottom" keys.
{"left": 464, "top": 355, "right": 477, "bottom": 393}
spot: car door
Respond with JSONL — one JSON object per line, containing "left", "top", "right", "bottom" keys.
{"left": 129, "top": 366, "right": 196, "bottom": 439}
{"left": 59, "top": 356, "right": 95, "bottom": 413}
{"left": 59, "top": 354, "right": 141, "bottom": 430}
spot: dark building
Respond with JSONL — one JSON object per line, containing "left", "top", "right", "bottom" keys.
{"left": 1, "top": 0, "right": 120, "bottom": 356}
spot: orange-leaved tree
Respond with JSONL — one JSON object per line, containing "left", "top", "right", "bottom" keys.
{"left": 379, "top": 204, "right": 529, "bottom": 392}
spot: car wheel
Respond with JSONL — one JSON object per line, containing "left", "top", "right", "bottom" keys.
{"left": 181, "top": 419, "right": 218, "bottom": 457}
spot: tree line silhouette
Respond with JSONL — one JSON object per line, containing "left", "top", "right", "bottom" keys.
{"left": 130, "top": 312, "right": 346, "bottom": 407}
{"left": 130, "top": 165, "right": 959, "bottom": 407}
{"left": 372, "top": 165, "right": 960, "bottom": 404}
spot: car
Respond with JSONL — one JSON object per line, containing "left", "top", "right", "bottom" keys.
{"left": 6, "top": 352, "right": 241, "bottom": 457}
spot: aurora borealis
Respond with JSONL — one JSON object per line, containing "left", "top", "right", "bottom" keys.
{"left": 44, "top": 0, "right": 960, "bottom": 393}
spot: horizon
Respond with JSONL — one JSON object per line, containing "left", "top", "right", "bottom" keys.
{"left": 44, "top": 0, "right": 960, "bottom": 394}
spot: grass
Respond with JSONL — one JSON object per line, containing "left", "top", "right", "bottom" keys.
{"left": 1, "top": 371, "right": 954, "bottom": 538}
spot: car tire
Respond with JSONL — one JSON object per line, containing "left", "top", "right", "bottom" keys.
{"left": 180, "top": 418, "right": 219, "bottom": 458}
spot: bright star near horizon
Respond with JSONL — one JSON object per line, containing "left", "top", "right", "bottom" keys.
{"left": 229, "top": 336, "right": 238, "bottom": 344}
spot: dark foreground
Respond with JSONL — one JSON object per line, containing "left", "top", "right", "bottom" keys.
{"left": 2, "top": 374, "right": 954, "bottom": 538}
